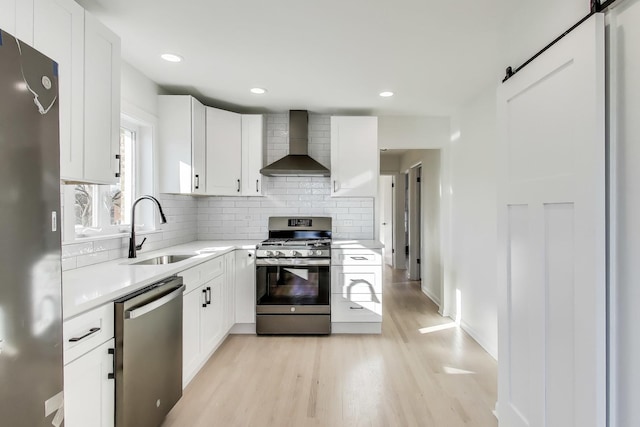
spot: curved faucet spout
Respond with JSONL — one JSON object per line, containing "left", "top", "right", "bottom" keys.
{"left": 128, "top": 195, "right": 167, "bottom": 258}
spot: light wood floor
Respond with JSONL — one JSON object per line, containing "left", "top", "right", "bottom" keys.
{"left": 163, "top": 267, "right": 497, "bottom": 427}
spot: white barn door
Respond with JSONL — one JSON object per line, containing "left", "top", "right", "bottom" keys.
{"left": 497, "top": 14, "right": 606, "bottom": 427}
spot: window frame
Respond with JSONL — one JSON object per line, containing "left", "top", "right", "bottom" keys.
{"left": 61, "top": 102, "right": 158, "bottom": 244}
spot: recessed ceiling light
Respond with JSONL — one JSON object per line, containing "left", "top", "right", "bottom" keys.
{"left": 161, "top": 53, "right": 183, "bottom": 63}
{"left": 250, "top": 87, "right": 267, "bottom": 94}
{"left": 379, "top": 91, "right": 394, "bottom": 97}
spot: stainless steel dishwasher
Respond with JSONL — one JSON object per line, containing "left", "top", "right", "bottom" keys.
{"left": 114, "top": 276, "right": 185, "bottom": 427}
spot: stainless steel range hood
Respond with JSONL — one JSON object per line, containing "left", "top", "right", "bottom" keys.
{"left": 260, "top": 110, "right": 330, "bottom": 177}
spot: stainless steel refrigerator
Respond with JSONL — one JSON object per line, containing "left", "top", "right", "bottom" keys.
{"left": 0, "top": 29, "right": 64, "bottom": 426}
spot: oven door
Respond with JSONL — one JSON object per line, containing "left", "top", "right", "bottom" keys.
{"left": 256, "top": 258, "right": 330, "bottom": 314}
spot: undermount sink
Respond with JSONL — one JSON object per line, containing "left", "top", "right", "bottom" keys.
{"left": 130, "top": 255, "right": 195, "bottom": 265}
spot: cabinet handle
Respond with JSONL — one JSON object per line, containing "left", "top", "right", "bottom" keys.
{"left": 256, "top": 179, "right": 259, "bottom": 193}
{"left": 68, "top": 327, "right": 101, "bottom": 342}
{"left": 195, "top": 174, "right": 200, "bottom": 189}
{"left": 206, "top": 286, "right": 212, "bottom": 305}
{"left": 349, "top": 306, "right": 364, "bottom": 310}
{"left": 108, "top": 348, "right": 115, "bottom": 380}
{"left": 115, "top": 154, "right": 121, "bottom": 178}
{"left": 237, "top": 179, "right": 241, "bottom": 192}
{"left": 333, "top": 180, "right": 337, "bottom": 193}
{"left": 350, "top": 256, "right": 368, "bottom": 261}
{"left": 248, "top": 253, "right": 253, "bottom": 257}
{"left": 202, "top": 289, "right": 207, "bottom": 308}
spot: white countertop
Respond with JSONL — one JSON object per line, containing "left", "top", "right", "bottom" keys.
{"left": 62, "top": 240, "right": 259, "bottom": 320}
{"left": 331, "top": 240, "right": 384, "bottom": 249}
{"left": 62, "top": 239, "right": 381, "bottom": 320}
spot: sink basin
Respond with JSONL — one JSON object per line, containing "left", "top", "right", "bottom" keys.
{"left": 130, "top": 255, "right": 194, "bottom": 265}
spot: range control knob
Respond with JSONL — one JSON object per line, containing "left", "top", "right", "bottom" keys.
{"left": 265, "top": 251, "right": 274, "bottom": 257}
{"left": 275, "top": 251, "right": 284, "bottom": 257}
{"left": 316, "top": 250, "right": 323, "bottom": 256}
{"left": 291, "top": 250, "right": 300, "bottom": 257}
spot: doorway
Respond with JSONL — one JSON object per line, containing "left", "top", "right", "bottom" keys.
{"left": 379, "top": 175, "right": 394, "bottom": 266}
{"left": 407, "top": 165, "right": 421, "bottom": 280}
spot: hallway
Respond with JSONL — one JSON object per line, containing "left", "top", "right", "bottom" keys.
{"left": 163, "top": 267, "right": 497, "bottom": 427}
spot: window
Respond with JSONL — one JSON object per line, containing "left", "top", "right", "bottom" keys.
{"left": 72, "top": 124, "right": 136, "bottom": 236}
{"left": 64, "top": 112, "right": 155, "bottom": 241}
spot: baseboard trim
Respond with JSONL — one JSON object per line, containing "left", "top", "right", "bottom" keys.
{"left": 230, "top": 323, "right": 256, "bottom": 334}
{"left": 421, "top": 286, "right": 441, "bottom": 308}
{"left": 460, "top": 319, "right": 497, "bottom": 360}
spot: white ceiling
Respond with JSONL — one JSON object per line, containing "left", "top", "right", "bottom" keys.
{"left": 79, "top": 0, "right": 519, "bottom": 116}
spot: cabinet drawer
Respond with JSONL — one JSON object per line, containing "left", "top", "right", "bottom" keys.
{"left": 332, "top": 249, "right": 381, "bottom": 266}
{"left": 63, "top": 302, "right": 114, "bottom": 365}
{"left": 180, "top": 256, "right": 225, "bottom": 294}
{"left": 179, "top": 265, "right": 202, "bottom": 294}
{"left": 331, "top": 266, "right": 382, "bottom": 295}
{"left": 201, "top": 256, "right": 225, "bottom": 283}
{"left": 331, "top": 293, "right": 382, "bottom": 323}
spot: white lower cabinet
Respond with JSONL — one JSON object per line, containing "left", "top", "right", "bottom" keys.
{"left": 64, "top": 339, "right": 115, "bottom": 427}
{"left": 63, "top": 303, "right": 115, "bottom": 427}
{"left": 224, "top": 252, "right": 236, "bottom": 331}
{"left": 331, "top": 248, "right": 383, "bottom": 332}
{"left": 180, "top": 256, "right": 228, "bottom": 387}
{"left": 234, "top": 249, "right": 256, "bottom": 324}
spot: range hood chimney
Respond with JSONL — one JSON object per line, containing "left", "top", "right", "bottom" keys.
{"left": 260, "top": 110, "right": 330, "bottom": 177}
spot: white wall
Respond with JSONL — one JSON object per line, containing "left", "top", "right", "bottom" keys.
{"left": 398, "top": 150, "right": 442, "bottom": 306}
{"left": 444, "top": 86, "right": 498, "bottom": 358}
{"left": 609, "top": 1, "right": 640, "bottom": 425}
{"left": 378, "top": 116, "right": 449, "bottom": 149}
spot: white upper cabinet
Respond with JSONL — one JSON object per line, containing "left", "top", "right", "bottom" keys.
{"left": 83, "top": 11, "right": 120, "bottom": 184}
{"left": 241, "top": 114, "right": 264, "bottom": 196}
{"left": 330, "top": 116, "right": 378, "bottom": 197}
{"left": 159, "top": 102, "right": 264, "bottom": 196}
{"left": 0, "top": 0, "right": 34, "bottom": 43}
{"left": 27, "top": 1, "right": 121, "bottom": 184}
{"left": 206, "top": 107, "right": 242, "bottom": 195}
{"left": 158, "top": 95, "right": 207, "bottom": 194}
{"left": 33, "top": 0, "right": 84, "bottom": 181}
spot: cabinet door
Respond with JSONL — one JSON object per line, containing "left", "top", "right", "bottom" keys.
{"left": 200, "top": 276, "right": 224, "bottom": 355}
{"left": 206, "top": 107, "right": 242, "bottom": 195}
{"left": 191, "top": 97, "right": 206, "bottom": 194}
{"left": 0, "top": 0, "right": 33, "bottom": 45}
{"left": 182, "top": 286, "right": 204, "bottom": 383}
{"left": 235, "top": 250, "right": 255, "bottom": 324}
{"left": 330, "top": 116, "right": 378, "bottom": 197}
{"left": 33, "top": 0, "right": 84, "bottom": 181}
{"left": 158, "top": 95, "right": 198, "bottom": 194}
{"left": 0, "top": 0, "right": 33, "bottom": 43}
{"left": 224, "top": 252, "right": 236, "bottom": 331}
{"left": 83, "top": 11, "right": 120, "bottom": 184}
{"left": 241, "top": 114, "right": 264, "bottom": 196}
{"left": 64, "top": 339, "right": 115, "bottom": 427}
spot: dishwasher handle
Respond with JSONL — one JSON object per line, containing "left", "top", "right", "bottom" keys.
{"left": 125, "top": 285, "right": 185, "bottom": 319}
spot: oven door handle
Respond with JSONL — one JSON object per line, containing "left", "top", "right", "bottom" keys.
{"left": 256, "top": 258, "right": 330, "bottom": 266}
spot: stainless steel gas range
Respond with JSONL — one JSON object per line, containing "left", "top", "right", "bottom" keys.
{"left": 256, "top": 217, "right": 332, "bottom": 335}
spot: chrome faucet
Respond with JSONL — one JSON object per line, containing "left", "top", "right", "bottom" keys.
{"left": 128, "top": 195, "right": 167, "bottom": 258}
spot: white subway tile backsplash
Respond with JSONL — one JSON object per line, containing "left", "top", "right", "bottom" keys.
{"left": 76, "top": 251, "right": 110, "bottom": 268}
{"left": 62, "top": 194, "right": 198, "bottom": 271}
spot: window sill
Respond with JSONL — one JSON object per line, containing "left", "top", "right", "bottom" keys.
{"left": 63, "top": 229, "right": 163, "bottom": 246}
